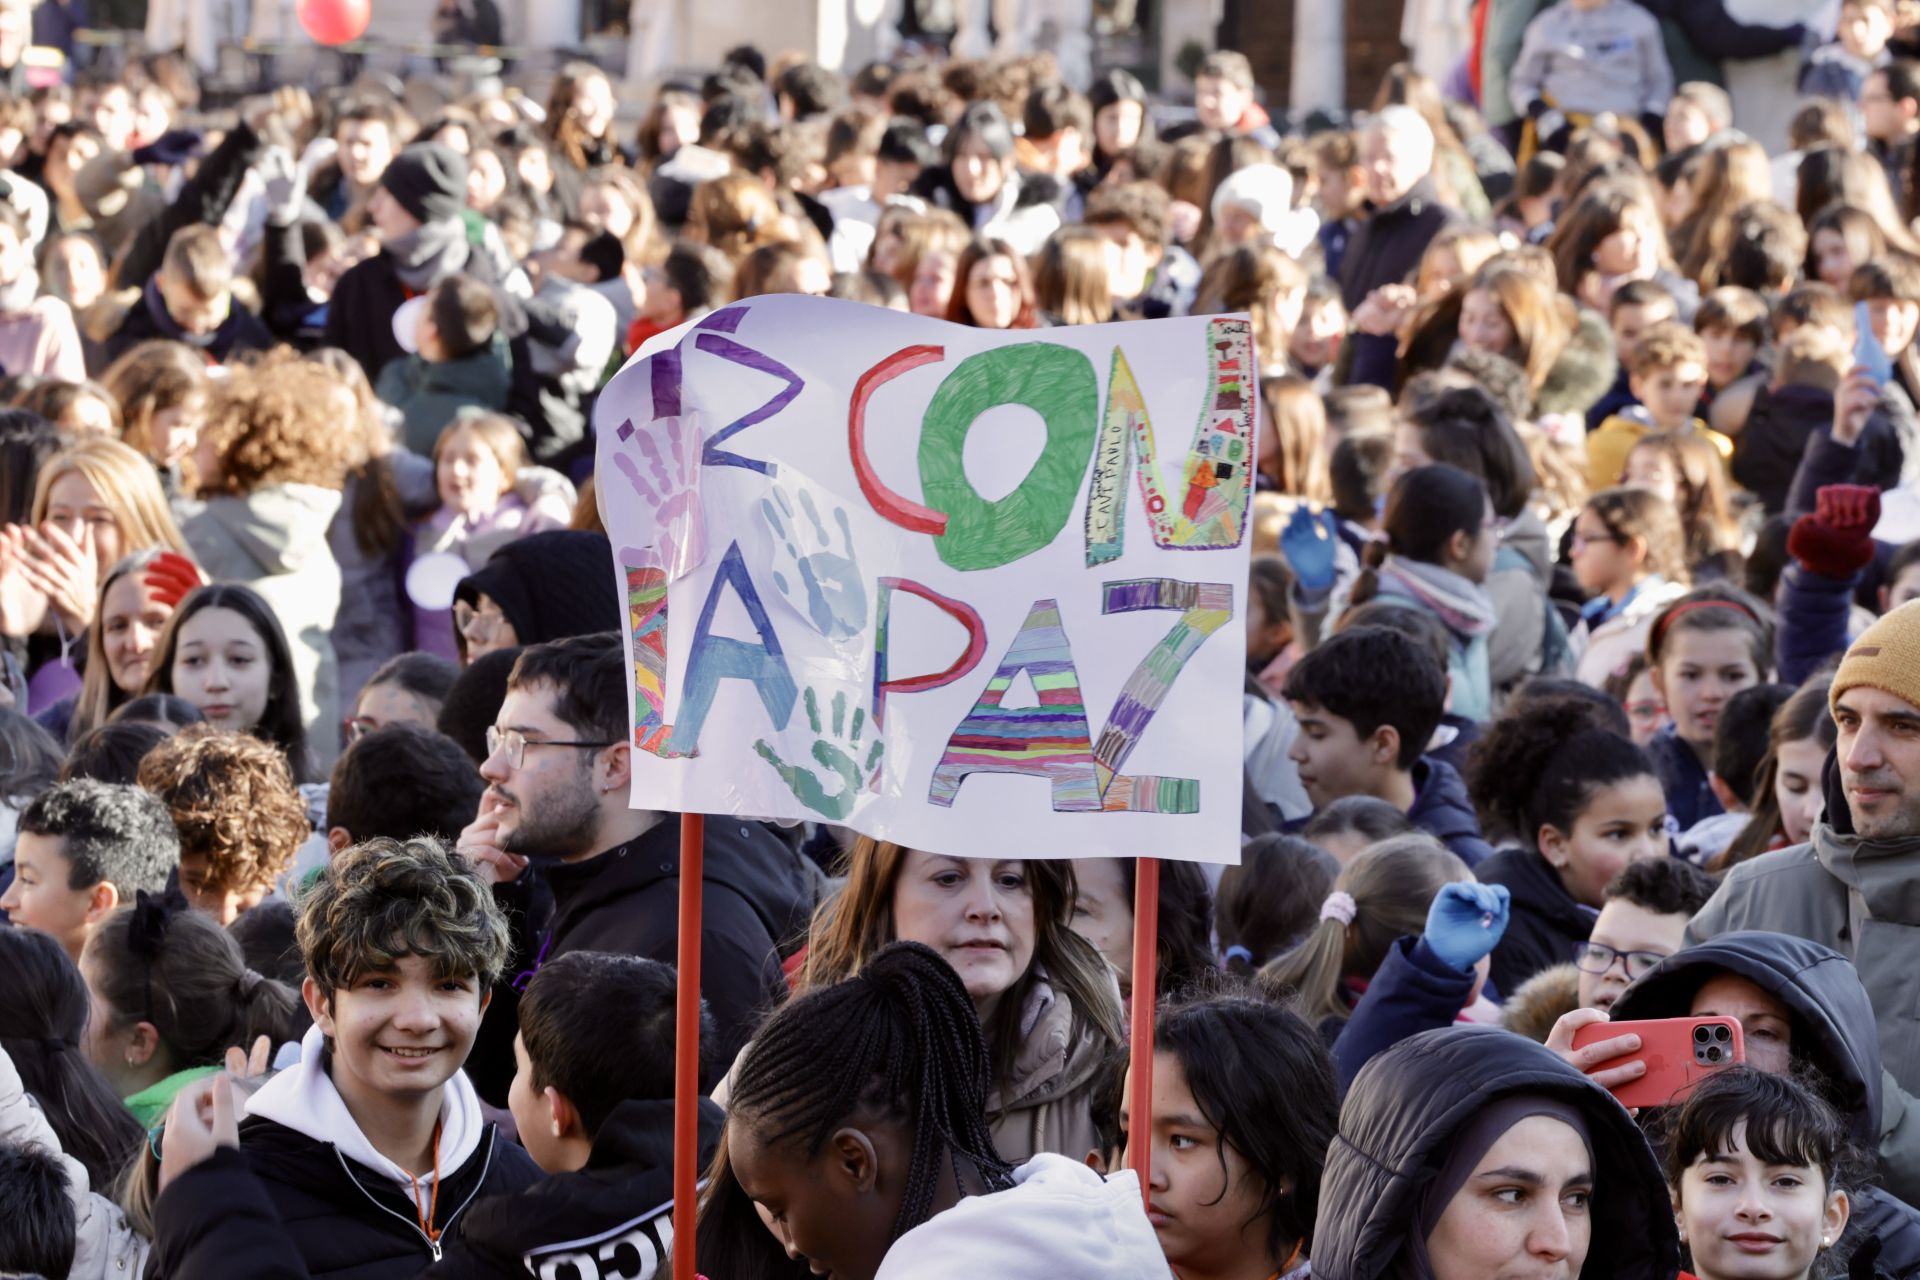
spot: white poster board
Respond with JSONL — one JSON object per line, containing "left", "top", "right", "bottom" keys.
{"left": 595, "top": 296, "right": 1256, "bottom": 864}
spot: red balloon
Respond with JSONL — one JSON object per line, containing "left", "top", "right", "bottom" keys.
{"left": 297, "top": 0, "right": 371, "bottom": 45}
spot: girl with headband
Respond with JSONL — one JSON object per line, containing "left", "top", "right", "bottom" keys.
{"left": 1641, "top": 586, "right": 1773, "bottom": 831}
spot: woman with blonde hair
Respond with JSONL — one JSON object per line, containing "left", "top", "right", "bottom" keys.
{"left": 1032, "top": 226, "right": 1112, "bottom": 326}
{"left": 1671, "top": 138, "right": 1774, "bottom": 289}
{"left": 1195, "top": 240, "right": 1308, "bottom": 376}
{"left": 1258, "top": 375, "right": 1333, "bottom": 504}
{"left": 788, "top": 836, "right": 1124, "bottom": 1162}
{"left": 686, "top": 173, "right": 787, "bottom": 267}
{"left": 1455, "top": 263, "right": 1576, "bottom": 395}
{"left": 11, "top": 436, "right": 189, "bottom": 642}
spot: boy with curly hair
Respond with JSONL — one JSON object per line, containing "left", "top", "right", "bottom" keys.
{"left": 151, "top": 837, "right": 541, "bottom": 1279}
{"left": 137, "top": 726, "right": 310, "bottom": 926}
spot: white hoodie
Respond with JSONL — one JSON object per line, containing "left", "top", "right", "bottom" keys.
{"left": 873, "top": 1154, "right": 1171, "bottom": 1280}
{"left": 246, "top": 1023, "right": 485, "bottom": 1212}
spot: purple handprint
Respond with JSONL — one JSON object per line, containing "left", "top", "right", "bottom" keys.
{"left": 614, "top": 410, "right": 708, "bottom": 581}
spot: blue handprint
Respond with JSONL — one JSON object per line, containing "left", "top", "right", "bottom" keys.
{"left": 760, "top": 481, "right": 867, "bottom": 640}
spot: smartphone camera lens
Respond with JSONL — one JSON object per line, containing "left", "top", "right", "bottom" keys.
{"left": 1705, "top": 1046, "right": 1722, "bottom": 1063}
{"left": 1694, "top": 1026, "right": 1711, "bottom": 1042}
{"left": 1715, "top": 1025, "right": 1731, "bottom": 1041}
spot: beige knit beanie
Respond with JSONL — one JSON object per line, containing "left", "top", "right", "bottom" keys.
{"left": 1831, "top": 600, "right": 1920, "bottom": 714}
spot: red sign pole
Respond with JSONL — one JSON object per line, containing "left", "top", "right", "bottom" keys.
{"left": 672, "top": 813, "right": 705, "bottom": 1280}
{"left": 1125, "top": 856, "right": 1161, "bottom": 1208}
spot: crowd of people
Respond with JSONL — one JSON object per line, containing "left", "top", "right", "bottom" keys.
{"left": 4, "top": 4, "right": 1920, "bottom": 1278}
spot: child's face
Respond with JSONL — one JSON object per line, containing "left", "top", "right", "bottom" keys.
{"left": 1623, "top": 444, "right": 1680, "bottom": 503}
{"left": 1885, "top": 561, "right": 1920, "bottom": 611}
{"left": 1866, "top": 296, "right": 1920, "bottom": 355}
{"left": 1700, "top": 329, "right": 1756, "bottom": 390}
{"left": 908, "top": 249, "right": 957, "bottom": 318}
{"left": 1286, "top": 701, "right": 1391, "bottom": 811}
{"left": 1291, "top": 297, "right": 1344, "bottom": 370}
{"left": 1634, "top": 360, "right": 1708, "bottom": 431}
{"left": 1775, "top": 734, "right": 1829, "bottom": 846}
{"left": 1595, "top": 209, "right": 1657, "bottom": 277}
{"left": 1666, "top": 101, "right": 1714, "bottom": 153}
{"left": 148, "top": 393, "right": 206, "bottom": 469}
{"left": 508, "top": 1031, "right": 568, "bottom": 1173}
{"left": 1578, "top": 897, "right": 1687, "bottom": 1012}
{"left": 1611, "top": 299, "right": 1676, "bottom": 358}
{"left": 100, "top": 572, "right": 170, "bottom": 695}
{"left": 438, "top": 427, "right": 510, "bottom": 517}
{"left": 1653, "top": 628, "right": 1762, "bottom": 749}
{"left": 44, "top": 469, "right": 123, "bottom": 569}
{"left": 1245, "top": 588, "right": 1291, "bottom": 664}
{"left": 155, "top": 268, "right": 229, "bottom": 339}
{"left": 51, "top": 236, "right": 105, "bottom": 308}
{"left": 1841, "top": 1, "right": 1894, "bottom": 58}
{"left": 1096, "top": 222, "right": 1159, "bottom": 301}
{"left": 1124, "top": 1051, "right": 1272, "bottom": 1277}
{"left": 0, "top": 831, "right": 94, "bottom": 958}
{"left": 1314, "top": 163, "right": 1356, "bottom": 219}
{"left": 177, "top": 856, "right": 269, "bottom": 926}
{"left": 1676, "top": 1121, "right": 1847, "bottom": 1280}
{"left": 1458, "top": 287, "right": 1516, "bottom": 356}
{"left": 1571, "top": 507, "right": 1641, "bottom": 597}
{"left": 1095, "top": 99, "right": 1144, "bottom": 157}
{"left": 1067, "top": 857, "right": 1135, "bottom": 997}
{"left": 1813, "top": 227, "right": 1858, "bottom": 291}
{"left": 1538, "top": 773, "right": 1668, "bottom": 908}
{"left": 173, "top": 606, "right": 273, "bottom": 741}
{"left": 310, "top": 954, "right": 489, "bottom": 1113}
{"left": 1625, "top": 668, "right": 1670, "bottom": 748}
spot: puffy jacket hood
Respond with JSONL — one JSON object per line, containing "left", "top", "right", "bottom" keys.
{"left": 186, "top": 484, "right": 343, "bottom": 577}
{"left": 1610, "top": 930, "right": 1882, "bottom": 1146}
{"left": 1406, "top": 756, "right": 1490, "bottom": 867}
{"left": 1316, "top": 1026, "right": 1679, "bottom": 1280}
{"left": 1536, "top": 305, "right": 1619, "bottom": 419}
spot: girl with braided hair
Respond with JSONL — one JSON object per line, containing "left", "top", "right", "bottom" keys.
{"left": 708, "top": 940, "right": 1163, "bottom": 1280}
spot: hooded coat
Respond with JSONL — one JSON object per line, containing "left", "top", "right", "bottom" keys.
{"left": 179, "top": 482, "right": 346, "bottom": 765}
{"left": 1405, "top": 756, "right": 1496, "bottom": 868}
{"left": 1609, "top": 931, "right": 1920, "bottom": 1266}
{"left": 1315, "top": 1025, "right": 1680, "bottom": 1280}
{"left": 1689, "top": 750, "right": 1920, "bottom": 1106}
{"left": 1476, "top": 841, "right": 1595, "bottom": 997}
{"left": 450, "top": 529, "right": 621, "bottom": 661}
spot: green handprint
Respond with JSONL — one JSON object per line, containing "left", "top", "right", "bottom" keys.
{"left": 754, "top": 686, "right": 883, "bottom": 820}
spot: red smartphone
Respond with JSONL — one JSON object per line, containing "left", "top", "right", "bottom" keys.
{"left": 1570, "top": 1016, "right": 1744, "bottom": 1110}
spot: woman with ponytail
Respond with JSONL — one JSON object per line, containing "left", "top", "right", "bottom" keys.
{"left": 77, "top": 892, "right": 300, "bottom": 1127}
{"left": 1344, "top": 463, "right": 1501, "bottom": 722}
{"left": 0, "top": 928, "right": 150, "bottom": 1277}
{"left": 707, "top": 940, "right": 1164, "bottom": 1280}
{"left": 1258, "top": 833, "right": 1475, "bottom": 1039}
{"left": 1469, "top": 695, "right": 1669, "bottom": 996}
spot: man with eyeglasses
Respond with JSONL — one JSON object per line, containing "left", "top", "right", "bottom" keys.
{"left": 452, "top": 631, "right": 820, "bottom": 1105}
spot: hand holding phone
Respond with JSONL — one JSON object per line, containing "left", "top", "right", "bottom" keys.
{"left": 1570, "top": 1015, "right": 1744, "bottom": 1109}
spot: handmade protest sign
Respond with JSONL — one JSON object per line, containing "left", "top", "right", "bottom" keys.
{"left": 595, "top": 295, "right": 1256, "bottom": 864}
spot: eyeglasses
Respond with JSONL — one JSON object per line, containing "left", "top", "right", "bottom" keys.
{"left": 1573, "top": 940, "right": 1666, "bottom": 981}
{"left": 1570, "top": 529, "right": 1618, "bottom": 551}
{"left": 485, "top": 726, "right": 616, "bottom": 770}
{"left": 454, "top": 602, "right": 508, "bottom": 638}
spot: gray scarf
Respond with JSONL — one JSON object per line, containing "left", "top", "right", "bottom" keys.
{"left": 384, "top": 217, "right": 470, "bottom": 293}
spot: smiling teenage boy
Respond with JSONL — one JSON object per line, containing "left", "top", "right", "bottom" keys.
{"left": 1283, "top": 625, "right": 1495, "bottom": 866}
{"left": 233, "top": 836, "right": 540, "bottom": 1277}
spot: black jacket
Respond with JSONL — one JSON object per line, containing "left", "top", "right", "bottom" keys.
{"left": 1338, "top": 177, "right": 1463, "bottom": 312}
{"left": 435, "top": 1098, "right": 722, "bottom": 1279}
{"left": 150, "top": 1114, "right": 543, "bottom": 1280}
{"left": 471, "top": 815, "right": 817, "bottom": 1102}
{"left": 1406, "top": 756, "right": 1495, "bottom": 868}
{"left": 1612, "top": 931, "right": 1920, "bottom": 1275}
{"left": 103, "top": 276, "right": 275, "bottom": 368}
{"left": 1316, "top": 1025, "right": 1680, "bottom": 1280}
{"left": 325, "top": 230, "right": 521, "bottom": 386}
{"left": 1475, "top": 843, "right": 1594, "bottom": 997}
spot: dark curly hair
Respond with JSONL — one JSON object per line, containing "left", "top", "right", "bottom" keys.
{"left": 295, "top": 835, "right": 511, "bottom": 1003}
{"left": 19, "top": 777, "right": 179, "bottom": 896}
{"left": 136, "top": 724, "right": 310, "bottom": 899}
{"left": 197, "top": 348, "right": 356, "bottom": 495}
{"left": 1466, "top": 695, "right": 1657, "bottom": 847}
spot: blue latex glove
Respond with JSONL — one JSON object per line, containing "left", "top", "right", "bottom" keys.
{"left": 1279, "top": 506, "right": 1339, "bottom": 593}
{"left": 1423, "top": 882, "right": 1511, "bottom": 974}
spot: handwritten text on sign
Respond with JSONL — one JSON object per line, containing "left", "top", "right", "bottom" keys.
{"left": 595, "top": 296, "right": 1255, "bottom": 863}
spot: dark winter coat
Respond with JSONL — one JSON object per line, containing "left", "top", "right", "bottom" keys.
{"left": 450, "top": 530, "right": 621, "bottom": 659}
{"left": 1406, "top": 756, "right": 1496, "bottom": 868}
{"left": 102, "top": 276, "right": 275, "bottom": 368}
{"left": 1331, "top": 935, "right": 1477, "bottom": 1094}
{"left": 1611, "top": 931, "right": 1920, "bottom": 1262}
{"left": 1476, "top": 843, "right": 1595, "bottom": 996}
{"left": 1647, "top": 724, "right": 1718, "bottom": 831}
{"left": 1316, "top": 1026, "right": 1681, "bottom": 1280}
{"left": 149, "top": 1116, "right": 542, "bottom": 1280}
{"left": 1338, "top": 178, "right": 1463, "bottom": 312}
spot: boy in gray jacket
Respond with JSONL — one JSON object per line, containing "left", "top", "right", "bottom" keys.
{"left": 1510, "top": 0, "right": 1674, "bottom": 142}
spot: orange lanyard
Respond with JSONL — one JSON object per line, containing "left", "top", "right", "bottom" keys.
{"left": 405, "top": 1118, "right": 445, "bottom": 1243}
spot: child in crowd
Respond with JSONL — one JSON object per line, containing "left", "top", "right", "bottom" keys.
{"left": 1605, "top": 652, "right": 1672, "bottom": 747}
{"left": 627, "top": 240, "right": 735, "bottom": 355}
{"left": 1719, "top": 672, "right": 1837, "bottom": 867}
{"left": 1586, "top": 322, "right": 1725, "bottom": 492}
{"left": 1570, "top": 487, "right": 1692, "bottom": 687}
{"left": 1216, "top": 834, "right": 1340, "bottom": 971}
{"left": 1509, "top": 0, "right": 1674, "bottom": 137}
{"left": 1622, "top": 432, "right": 1742, "bottom": 580}
{"left": 1732, "top": 325, "right": 1854, "bottom": 514}
{"left": 1694, "top": 285, "right": 1771, "bottom": 405}
{"left": 1085, "top": 181, "right": 1200, "bottom": 321}
{"left": 1283, "top": 624, "right": 1496, "bottom": 866}
{"left": 411, "top": 414, "right": 573, "bottom": 661}
{"left": 1642, "top": 586, "right": 1773, "bottom": 831}
{"left": 1802, "top": 0, "right": 1897, "bottom": 102}
{"left": 1589, "top": 278, "right": 1679, "bottom": 427}
{"left": 1679, "top": 682, "right": 1793, "bottom": 863}
{"left": 1124, "top": 993, "right": 1337, "bottom": 1280}
{"left": 373, "top": 275, "right": 513, "bottom": 455}
{"left": 0, "top": 777, "right": 177, "bottom": 961}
